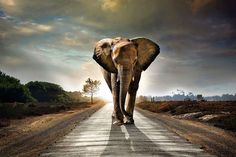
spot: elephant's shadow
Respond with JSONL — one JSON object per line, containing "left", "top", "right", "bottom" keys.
{"left": 100, "top": 123, "right": 174, "bottom": 156}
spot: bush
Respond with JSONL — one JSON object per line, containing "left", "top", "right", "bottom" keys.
{"left": 0, "top": 102, "right": 27, "bottom": 118}
{"left": 25, "top": 81, "right": 69, "bottom": 102}
{"left": 0, "top": 102, "right": 70, "bottom": 119}
{"left": 0, "top": 71, "right": 35, "bottom": 103}
{"left": 66, "top": 91, "right": 83, "bottom": 102}
{"left": 54, "top": 93, "right": 72, "bottom": 103}
{"left": 0, "top": 71, "right": 80, "bottom": 103}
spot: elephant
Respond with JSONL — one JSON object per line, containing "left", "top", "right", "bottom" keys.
{"left": 93, "top": 37, "right": 160, "bottom": 125}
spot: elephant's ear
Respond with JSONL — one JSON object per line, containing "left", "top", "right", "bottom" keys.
{"left": 93, "top": 38, "right": 117, "bottom": 73}
{"left": 131, "top": 38, "right": 160, "bottom": 71}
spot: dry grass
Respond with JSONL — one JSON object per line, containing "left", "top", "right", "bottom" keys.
{"left": 0, "top": 101, "right": 105, "bottom": 147}
{"left": 0, "top": 100, "right": 105, "bottom": 128}
{"left": 136, "top": 101, "right": 236, "bottom": 132}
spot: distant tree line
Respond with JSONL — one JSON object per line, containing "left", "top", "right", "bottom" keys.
{"left": 137, "top": 89, "right": 236, "bottom": 102}
{"left": 26, "top": 81, "right": 71, "bottom": 103}
{"left": 0, "top": 71, "right": 83, "bottom": 103}
{"left": 0, "top": 71, "right": 35, "bottom": 102}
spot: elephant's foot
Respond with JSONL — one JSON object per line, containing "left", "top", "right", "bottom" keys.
{"left": 112, "top": 112, "right": 115, "bottom": 118}
{"left": 123, "top": 116, "right": 134, "bottom": 124}
{"left": 112, "top": 112, "right": 124, "bottom": 126}
{"left": 112, "top": 111, "right": 123, "bottom": 120}
{"left": 112, "top": 119, "right": 123, "bottom": 126}
{"left": 112, "top": 116, "right": 124, "bottom": 126}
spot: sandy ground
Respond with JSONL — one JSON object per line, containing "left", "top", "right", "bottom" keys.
{"left": 137, "top": 107, "right": 236, "bottom": 157}
{"left": 0, "top": 102, "right": 105, "bottom": 157}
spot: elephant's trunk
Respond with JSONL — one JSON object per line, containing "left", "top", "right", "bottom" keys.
{"left": 118, "top": 65, "right": 132, "bottom": 117}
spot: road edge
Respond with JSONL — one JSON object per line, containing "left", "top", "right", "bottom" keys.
{"left": 136, "top": 107, "right": 236, "bottom": 157}
{"left": 0, "top": 103, "right": 105, "bottom": 157}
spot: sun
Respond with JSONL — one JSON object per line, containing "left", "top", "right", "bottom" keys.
{"left": 97, "top": 80, "right": 112, "bottom": 101}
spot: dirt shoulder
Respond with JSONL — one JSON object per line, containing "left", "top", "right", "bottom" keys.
{"left": 0, "top": 101, "right": 105, "bottom": 157}
{"left": 136, "top": 107, "right": 236, "bottom": 157}
{"left": 136, "top": 101, "right": 236, "bottom": 132}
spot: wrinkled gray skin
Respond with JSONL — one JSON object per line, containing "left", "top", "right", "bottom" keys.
{"left": 93, "top": 37, "right": 160, "bottom": 125}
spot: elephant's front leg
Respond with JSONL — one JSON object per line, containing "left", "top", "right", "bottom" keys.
{"left": 111, "top": 73, "right": 123, "bottom": 125}
{"left": 125, "top": 71, "right": 141, "bottom": 124}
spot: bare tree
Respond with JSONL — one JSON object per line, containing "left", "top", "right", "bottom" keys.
{"left": 83, "top": 78, "right": 101, "bottom": 104}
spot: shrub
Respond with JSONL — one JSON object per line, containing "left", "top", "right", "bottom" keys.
{"left": 25, "top": 81, "right": 68, "bottom": 102}
{"left": 0, "top": 71, "right": 35, "bottom": 103}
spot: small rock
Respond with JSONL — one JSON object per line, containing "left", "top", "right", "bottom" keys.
{"left": 199, "top": 114, "right": 220, "bottom": 121}
{"left": 173, "top": 112, "right": 204, "bottom": 119}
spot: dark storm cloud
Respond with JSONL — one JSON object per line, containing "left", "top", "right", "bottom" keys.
{"left": 0, "top": 0, "right": 235, "bottom": 95}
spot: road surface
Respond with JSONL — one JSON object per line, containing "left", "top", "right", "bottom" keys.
{"left": 40, "top": 103, "right": 214, "bottom": 157}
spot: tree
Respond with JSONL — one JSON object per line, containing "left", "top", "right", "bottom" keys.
{"left": 82, "top": 78, "right": 101, "bottom": 104}
{"left": 136, "top": 95, "right": 148, "bottom": 103}
{"left": 0, "top": 71, "right": 35, "bottom": 102}
{"left": 26, "top": 81, "right": 68, "bottom": 102}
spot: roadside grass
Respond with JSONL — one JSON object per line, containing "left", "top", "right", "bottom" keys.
{"left": 136, "top": 101, "right": 236, "bottom": 132}
{"left": 0, "top": 99, "right": 104, "bottom": 127}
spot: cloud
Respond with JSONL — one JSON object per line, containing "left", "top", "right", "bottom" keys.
{"left": 61, "top": 30, "right": 97, "bottom": 49}
{"left": 100, "top": 0, "right": 127, "bottom": 12}
{"left": 14, "top": 22, "right": 52, "bottom": 35}
{"left": 64, "top": 55, "right": 91, "bottom": 63}
{"left": 62, "top": 34, "right": 82, "bottom": 46}
{"left": 0, "top": 0, "right": 15, "bottom": 7}
{"left": 191, "top": 0, "right": 215, "bottom": 13}
{"left": 0, "top": 0, "right": 235, "bottom": 96}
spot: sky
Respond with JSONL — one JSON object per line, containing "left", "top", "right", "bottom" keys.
{"left": 0, "top": 0, "right": 235, "bottom": 100}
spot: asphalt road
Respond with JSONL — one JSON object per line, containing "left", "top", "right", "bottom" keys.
{"left": 40, "top": 103, "right": 214, "bottom": 157}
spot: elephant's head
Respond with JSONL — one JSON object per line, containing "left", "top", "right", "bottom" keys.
{"left": 93, "top": 37, "right": 160, "bottom": 118}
